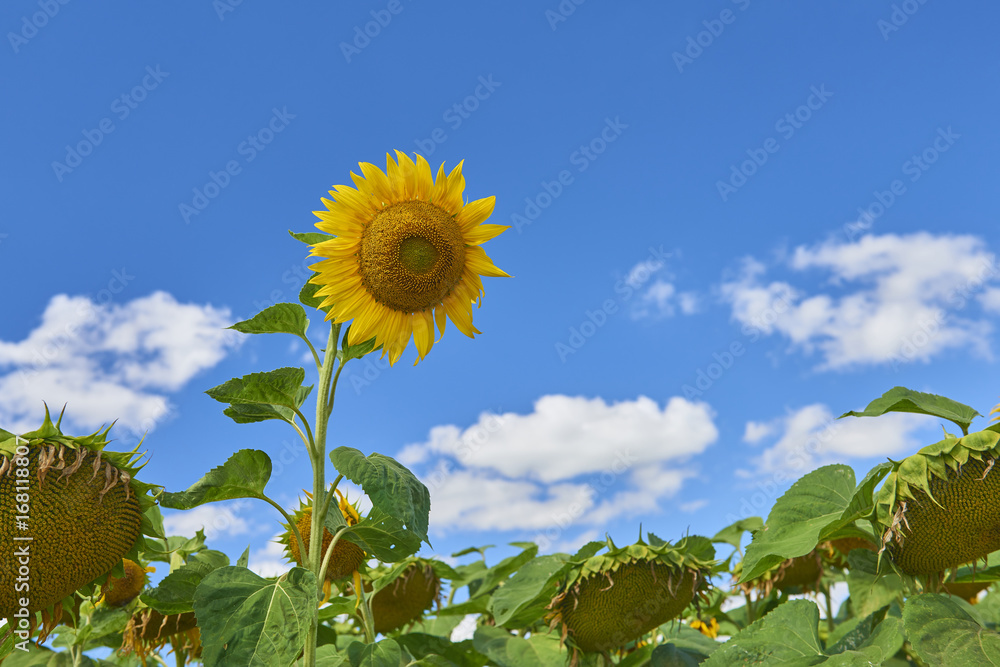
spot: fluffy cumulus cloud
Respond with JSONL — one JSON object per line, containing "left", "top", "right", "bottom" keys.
{"left": 162, "top": 501, "right": 255, "bottom": 541}
{"left": 720, "top": 233, "right": 998, "bottom": 370}
{"left": 739, "top": 403, "right": 934, "bottom": 478}
{"left": 0, "top": 291, "right": 241, "bottom": 436}
{"left": 398, "top": 394, "right": 718, "bottom": 545}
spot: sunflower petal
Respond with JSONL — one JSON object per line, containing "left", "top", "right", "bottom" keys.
{"left": 463, "top": 223, "right": 509, "bottom": 245}
{"left": 466, "top": 245, "right": 511, "bottom": 277}
{"left": 456, "top": 196, "right": 496, "bottom": 231}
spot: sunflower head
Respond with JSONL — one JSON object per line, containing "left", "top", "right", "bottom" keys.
{"left": 309, "top": 151, "right": 510, "bottom": 365}
{"left": 546, "top": 534, "right": 714, "bottom": 657}
{"left": 278, "top": 492, "right": 366, "bottom": 581}
{"left": 0, "top": 406, "right": 160, "bottom": 641}
{"left": 101, "top": 558, "right": 156, "bottom": 607}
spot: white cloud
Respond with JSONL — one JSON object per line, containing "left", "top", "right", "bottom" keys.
{"left": 162, "top": 501, "right": 254, "bottom": 541}
{"left": 402, "top": 395, "right": 718, "bottom": 536}
{"left": 0, "top": 291, "right": 241, "bottom": 436}
{"left": 720, "top": 233, "right": 998, "bottom": 369}
{"left": 400, "top": 395, "right": 717, "bottom": 483}
{"left": 743, "top": 403, "right": 933, "bottom": 476}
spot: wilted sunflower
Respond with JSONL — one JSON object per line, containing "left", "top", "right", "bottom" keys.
{"left": 309, "top": 150, "right": 510, "bottom": 365}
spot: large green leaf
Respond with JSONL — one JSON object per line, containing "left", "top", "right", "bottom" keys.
{"left": 339, "top": 507, "right": 423, "bottom": 562}
{"left": 904, "top": 594, "right": 1000, "bottom": 665}
{"left": 330, "top": 447, "right": 431, "bottom": 543}
{"left": 207, "top": 367, "right": 310, "bottom": 414}
{"left": 839, "top": 386, "right": 981, "bottom": 434}
{"left": 490, "top": 555, "right": 568, "bottom": 627}
{"left": 194, "top": 566, "right": 317, "bottom": 667}
{"left": 651, "top": 644, "right": 700, "bottom": 667}
{"left": 396, "top": 634, "right": 488, "bottom": 667}
{"left": 655, "top": 624, "right": 722, "bottom": 661}
{"left": 467, "top": 543, "right": 540, "bottom": 600}
{"left": 826, "top": 607, "right": 904, "bottom": 660}
{"left": 740, "top": 465, "right": 857, "bottom": 582}
{"left": 141, "top": 549, "right": 231, "bottom": 615}
{"left": 230, "top": 303, "right": 310, "bottom": 338}
{"left": 160, "top": 449, "right": 272, "bottom": 509}
{"left": 312, "top": 645, "right": 349, "bottom": 666}
{"left": 702, "top": 599, "right": 825, "bottom": 666}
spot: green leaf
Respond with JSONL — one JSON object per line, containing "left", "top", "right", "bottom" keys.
{"left": 396, "top": 634, "right": 488, "bottom": 667}
{"left": 490, "top": 555, "right": 568, "bottom": 627}
{"left": 141, "top": 549, "right": 231, "bottom": 615}
{"left": 472, "top": 627, "right": 565, "bottom": 667}
{"left": 338, "top": 324, "right": 379, "bottom": 362}
{"left": 845, "top": 550, "right": 904, "bottom": 618}
{"left": 711, "top": 516, "right": 764, "bottom": 550}
{"left": 313, "top": 645, "right": 349, "bottom": 666}
{"left": 702, "top": 599, "right": 825, "bottom": 666}
{"left": 194, "top": 566, "right": 318, "bottom": 667}
{"left": 237, "top": 546, "right": 250, "bottom": 568}
{"left": 467, "top": 543, "right": 540, "bottom": 600}
{"left": 330, "top": 447, "right": 431, "bottom": 543}
{"left": 289, "top": 229, "right": 335, "bottom": 246}
{"left": 160, "top": 449, "right": 272, "bottom": 509}
{"left": 347, "top": 637, "right": 402, "bottom": 667}
{"left": 839, "top": 386, "right": 981, "bottom": 434}
{"left": 904, "top": 593, "right": 1000, "bottom": 665}
{"left": 341, "top": 507, "right": 423, "bottom": 562}
{"left": 230, "top": 303, "right": 310, "bottom": 338}
{"left": 740, "top": 465, "right": 857, "bottom": 582}
{"left": 206, "top": 367, "right": 310, "bottom": 413}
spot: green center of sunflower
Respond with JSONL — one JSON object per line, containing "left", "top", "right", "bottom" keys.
{"left": 359, "top": 201, "right": 466, "bottom": 312}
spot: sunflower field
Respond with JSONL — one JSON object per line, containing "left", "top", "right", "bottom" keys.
{"left": 4, "top": 154, "right": 1000, "bottom": 667}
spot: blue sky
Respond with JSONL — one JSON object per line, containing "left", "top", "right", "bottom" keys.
{"left": 2, "top": 1, "right": 1000, "bottom": 576}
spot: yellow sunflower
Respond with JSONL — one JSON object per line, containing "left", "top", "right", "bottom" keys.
{"left": 309, "top": 150, "right": 510, "bottom": 365}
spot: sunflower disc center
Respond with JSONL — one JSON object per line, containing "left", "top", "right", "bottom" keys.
{"left": 359, "top": 201, "right": 465, "bottom": 312}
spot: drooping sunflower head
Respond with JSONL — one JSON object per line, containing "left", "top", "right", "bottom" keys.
{"left": 0, "top": 406, "right": 161, "bottom": 640}
{"left": 734, "top": 549, "right": 825, "bottom": 597}
{"left": 547, "top": 534, "right": 714, "bottom": 657}
{"left": 874, "top": 428, "right": 1000, "bottom": 575}
{"left": 101, "top": 558, "right": 156, "bottom": 607}
{"left": 309, "top": 150, "right": 510, "bottom": 365}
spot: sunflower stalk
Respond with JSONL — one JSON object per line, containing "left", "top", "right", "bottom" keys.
{"left": 302, "top": 323, "right": 342, "bottom": 667}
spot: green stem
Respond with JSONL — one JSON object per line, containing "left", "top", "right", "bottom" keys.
{"left": 303, "top": 323, "right": 341, "bottom": 667}
{"left": 262, "top": 494, "right": 307, "bottom": 566}
{"left": 744, "top": 590, "right": 755, "bottom": 626}
{"left": 824, "top": 584, "right": 835, "bottom": 634}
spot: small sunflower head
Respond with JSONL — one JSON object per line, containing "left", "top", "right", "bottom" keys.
{"left": 101, "top": 558, "right": 156, "bottom": 607}
{"left": 121, "top": 608, "right": 200, "bottom": 665}
{"left": 308, "top": 150, "right": 510, "bottom": 365}
{"left": 368, "top": 559, "right": 441, "bottom": 634}
{"left": 279, "top": 493, "right": 366, "bottom": 581}
{"left": 735, "top": 549, "right": 824, "bottom": 597}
